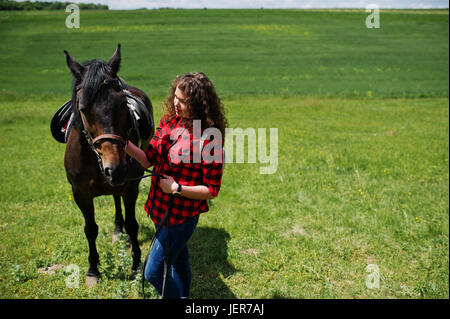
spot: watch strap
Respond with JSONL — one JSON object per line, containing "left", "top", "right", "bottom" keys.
{"left": 173, "top": 183, "right": 182, "bottom": 195}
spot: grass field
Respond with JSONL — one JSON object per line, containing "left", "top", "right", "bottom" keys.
{"left": 0, "top": 9, "right": 448, "bottom": 299}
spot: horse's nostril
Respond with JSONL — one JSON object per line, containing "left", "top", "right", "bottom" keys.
{"left": 103, "top": 164, "right": 127, "bottom": 185}
{"left": 104, "top": 167, "right": 112, "bottom": 177}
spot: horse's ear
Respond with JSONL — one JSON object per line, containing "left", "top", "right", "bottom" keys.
{"left": 64, "top": 50, "right": 84, "bottom": 82}
{"left": 108, "top": 44, "right": 121, "bottom": 76}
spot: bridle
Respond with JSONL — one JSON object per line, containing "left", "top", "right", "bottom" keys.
{"left": 76, "top": 78, "right": 132, "bottom": 176}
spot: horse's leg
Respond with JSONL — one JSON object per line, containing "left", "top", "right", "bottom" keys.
{"left": 112, "top": 194, "right": 124, "bottom": 243}
{"left": 122, "top": 183, "right": 141, "bottom": 274}
{"left": 72, "top": 189, "right": 100, "bottom": 286}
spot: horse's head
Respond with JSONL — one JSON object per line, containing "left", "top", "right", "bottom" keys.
{"left": 64, "top": 44, "right": 131, "bottom": 186}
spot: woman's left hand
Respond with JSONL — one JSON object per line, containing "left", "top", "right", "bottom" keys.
{"left": 160, "top": 175, "right": 178, "bottom": 194}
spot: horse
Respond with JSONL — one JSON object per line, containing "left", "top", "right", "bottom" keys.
{"left": 62, "top": 44, "right": 154, "bottom": 286}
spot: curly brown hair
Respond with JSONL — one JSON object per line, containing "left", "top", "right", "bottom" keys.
{"left": 163, "top": 72, "right": 228, "bottom": 137}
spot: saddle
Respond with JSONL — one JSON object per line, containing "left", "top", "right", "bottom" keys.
{"left": 50, "top": 88, "right": 153, "bottom": 145}
{"left": 50, "top": 99, "right": 73, "bottom": 143}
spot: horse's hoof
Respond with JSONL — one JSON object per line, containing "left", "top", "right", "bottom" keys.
{"left": 85, "top": 274, "right": 99, "bottom": 287}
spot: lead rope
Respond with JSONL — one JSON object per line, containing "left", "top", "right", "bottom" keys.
{"left": 124, "top": 167, "right": 158, "bottom": 183}
{"left": 141, "top": 133, "right": 183, "bottom": 299}
{"left": 142, "top": 194, "right": 174, "bottom": 299}
{"left": 161, "top": 196, "right": 173, "bottom": 298}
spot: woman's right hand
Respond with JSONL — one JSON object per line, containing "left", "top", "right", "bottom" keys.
{"left": 126, "top": 141, "right": 151, "bottom": 169}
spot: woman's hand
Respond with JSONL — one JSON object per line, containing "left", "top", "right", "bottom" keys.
{"left": 160, "top": 174, "right": 215, "bottom": 200}
{"left": 160, "top": 175, "right": 178, "bottom": 194}
{"left": 126, "top": 141, "right": 151, "bottom": 169}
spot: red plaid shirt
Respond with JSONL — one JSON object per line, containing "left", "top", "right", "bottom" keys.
{"left": 144, "top": 115, "right": 224, "bottom": 226}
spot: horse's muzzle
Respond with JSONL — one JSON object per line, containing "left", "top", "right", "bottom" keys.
{"left": 104, "top": 163, "right": 128, "bottom": 186}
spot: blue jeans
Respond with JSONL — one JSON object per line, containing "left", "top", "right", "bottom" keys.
{"left": 144, "top": 215, "right": 199, "bottom": 299}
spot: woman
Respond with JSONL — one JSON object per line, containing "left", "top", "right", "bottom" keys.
{"left": 126, "top": 72, "right": 227, "bottom": 299}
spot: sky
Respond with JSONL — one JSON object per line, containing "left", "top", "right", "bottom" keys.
{"left": 18, "top": 0, "right": 450, "bottom": 10}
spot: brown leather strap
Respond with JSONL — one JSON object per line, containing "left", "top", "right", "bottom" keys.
{"left": 92, "top": 134, "right": 126, "bottom": 146}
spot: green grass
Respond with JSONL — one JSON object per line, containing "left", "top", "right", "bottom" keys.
{"left": 0, "top": 9, "right": 448, "bottom": 299}
{"left": 0, "top": 9, "right": 448, "bottom": 99}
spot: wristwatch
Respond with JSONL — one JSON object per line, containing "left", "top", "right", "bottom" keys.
{"left": 173, "top": 183, "right": 182, "bottom": 196}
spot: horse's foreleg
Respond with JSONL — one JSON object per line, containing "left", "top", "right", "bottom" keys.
{"left": 112, "top": 194, "right": 124, "bottom": 243}
{"left": 122, "top": 183, "right": 141, "bottom": 273}
{"left": 72, "top": 189, "right": 100, "bottom": 284}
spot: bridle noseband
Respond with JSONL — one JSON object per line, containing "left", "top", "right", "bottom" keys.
{"left": 91, "top": 133, "right": 127, "bottom": 147}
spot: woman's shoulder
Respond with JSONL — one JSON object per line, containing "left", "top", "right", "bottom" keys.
{"left": 157, "top": 114, "right": 174, "bottom": 129}
{"left": 159, "top": 114, "right": 182, "bottom": 125}
{"left": 157, "top": 114, "right": 185, "bottom": 139}
{"left": 159, "top": 114, "right": 170, "bottom": 125}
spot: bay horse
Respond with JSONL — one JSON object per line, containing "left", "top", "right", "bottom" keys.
{"left": 63, "top": 44, "right": 154, "bottom": 285}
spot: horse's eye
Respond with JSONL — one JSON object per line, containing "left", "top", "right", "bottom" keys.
{"left": 79, "top": 103, "right": 89, "bottom": 112}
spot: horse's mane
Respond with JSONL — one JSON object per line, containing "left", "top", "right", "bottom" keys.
{"left": 71, "top": 59, "right": 113, "bottom": 126}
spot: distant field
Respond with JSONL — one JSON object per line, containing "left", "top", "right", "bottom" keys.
{"left": 0, "top": 9, "right": 448, "bottom": 299}
{"left": 0, "top": 9, "right": 448, "bottom": 98}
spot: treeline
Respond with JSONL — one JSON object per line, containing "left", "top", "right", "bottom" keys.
{"left": 0, "top": 0, "right": 108, "bottom": 10}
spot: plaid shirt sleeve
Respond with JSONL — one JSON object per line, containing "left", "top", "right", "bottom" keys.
{"left": 144, "top": 117, "right": 166, "bottom": 166}
{"left": 201, "top": 139, "right": 224, "bottom": 197}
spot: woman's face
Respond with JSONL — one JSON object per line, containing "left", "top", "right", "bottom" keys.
{"left": 174, "top": 86, "right": 190, "bottom": 118}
